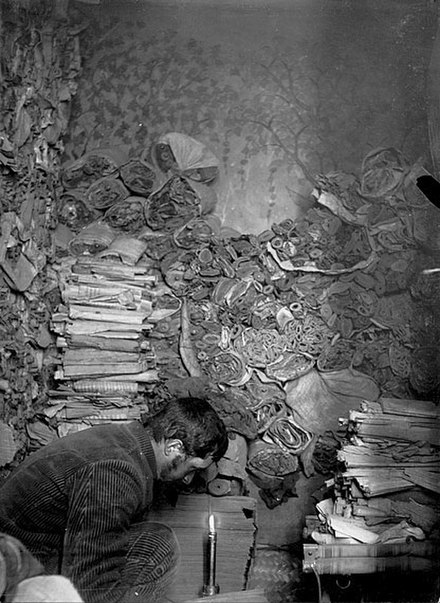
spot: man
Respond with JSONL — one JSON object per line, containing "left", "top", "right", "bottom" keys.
{"left": 0, "top": 397, "right": 228, "bottom": 602}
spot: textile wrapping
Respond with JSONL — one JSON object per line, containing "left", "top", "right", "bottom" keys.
{"left": 144, "top": 176, "right": 201, "bottom": 233}
{"left": 262, "top": 415, "right": 312, "bottom": 455}
{"left": 58, "top": 190, "right": 99, "bottom": 232}
{"left": 208, "top": 390, "right": 259, "bottom": 440}
{"left": 360, "top": 147, "right": 407, "bottom": 198}
{"left": 284, "top": 367, "right": 380, "bottom": 434}
{"left": 61, "top": 148, "right": 129, "bottom": 190}
{"left": 152, "top": 132, "right": 220, "bottom": 185}
{"left": 68, "top": 221, "right": 116, "bottom": 256}
{"left": 103, "top": 196, "right": 147, "bottom": 234}
{"left": 120, "top": 159, "right": 157, "bottom": 196}
{"left": 85, "top": 177, "right": 130, "bottom": 211}
{"left": 247, "top": 439, "right": 298, "bottom": 483}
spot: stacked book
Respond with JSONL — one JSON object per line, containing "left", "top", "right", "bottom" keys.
{"left": 302, "top": 397, "right": 440, "bottom": 576}
{"left": 149, "top": 494, "right": 257, "bottom": 602}
{"left": 338, "top": 397, "right": 440, "bottom": 498}
{"left": 48, "top": 255, "right": 179, "bottom": 433}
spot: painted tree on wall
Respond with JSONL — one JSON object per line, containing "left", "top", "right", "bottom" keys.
{"left": 65, "top": 11, "right": 430, "bottom": 229}
{"left": 65, "top": 22, "right": 244, "bottom": 163}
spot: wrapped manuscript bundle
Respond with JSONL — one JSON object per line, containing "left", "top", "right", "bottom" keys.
{"left": 120, "top": 158, "right": 157, "bottom": 196}
{"left": 61, "top": 147, "right": 128, "bottom": 189}
{"left": 151, "top": 132, "right": 220, "bottom": 185}
{"left": 247, "top": 439, "right": 298, "bottom": 488}
{"left": 85, "top": 176, "right": 130, "bottom": 211}
{"left": 98, "top": 236, "right": 148, "bottom": 265}
{"left": 58, "top": 189, "right": 99, "bottom": 232}
{"left": 103, "top": 196, "right": 147, "bottom": 233}
{"left": 68, "top": 221, "right": 116, "bottom": 255}
{"left": 262, "top": 415, "right": 313, "bottom": 455}
{"left": 144, "top": 175, "right": 201, "bottom": 232}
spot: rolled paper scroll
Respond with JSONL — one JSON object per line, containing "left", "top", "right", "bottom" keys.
{"left": 234, "top": 328, "right": 286, "bottom": 368}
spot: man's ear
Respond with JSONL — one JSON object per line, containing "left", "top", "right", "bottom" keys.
{"left": 164, "top": 439, "right": 184, "bottom": 456}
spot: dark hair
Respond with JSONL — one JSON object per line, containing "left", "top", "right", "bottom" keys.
{"left": 144, "top": 397, "right": 228, "bottom": 462}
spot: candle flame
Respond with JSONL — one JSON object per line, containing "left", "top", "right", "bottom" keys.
{"left": 208, "top": 513, "right": 216, "bottom": 533}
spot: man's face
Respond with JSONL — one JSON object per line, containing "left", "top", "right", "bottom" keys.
{"left": 159, "top": 445, "right": 214, "bottom": 485}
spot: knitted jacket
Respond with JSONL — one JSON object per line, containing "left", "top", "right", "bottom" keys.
{"left": 0, "top": 421, "right": 157, "bottom": 599}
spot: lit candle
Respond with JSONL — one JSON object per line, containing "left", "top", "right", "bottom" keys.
{"left": 208, "top": 514, "right": 216, "bottom": 586}
{"left": 209, "top": 513, "right": 216, "bottom": 535}
{"left": 202, "top": 513, "right": 219, "bottom": 596}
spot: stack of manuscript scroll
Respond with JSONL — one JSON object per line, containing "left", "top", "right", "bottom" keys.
{"left": 338, "top": 397, "right": 440, "bottom": 497}
{"left": 149, "top": 494, "right": 257, "bottom": 602}
{"left": 48, "top": 255, "right": 178, "bottom": 434}
{"left": 303, "top": 397, "right": 440, "bottom": 576}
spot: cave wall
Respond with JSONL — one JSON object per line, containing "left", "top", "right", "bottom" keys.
{"left": 1, "top": 0, "right": 440, "bottom": 559}
{"left": 66, "top": 0, "right": 436, "bottom": 233}
{"left": 0, "top": 0, "right": 83, "bottom": 470}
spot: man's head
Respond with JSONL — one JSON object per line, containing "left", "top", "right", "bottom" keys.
{"left": 143, "top": 397, "right": 228, "bottom": 485}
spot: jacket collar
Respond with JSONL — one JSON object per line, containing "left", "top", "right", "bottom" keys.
{"left": 129, "top": 421, "right": 158, "bottom": 478}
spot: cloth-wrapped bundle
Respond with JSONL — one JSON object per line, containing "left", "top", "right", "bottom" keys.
{"left": 144, "top": 176, "right": 201, "bottom": 232}
{"left": 152, "top": 132, "right": 220, "bottom": 185}
{"left": 247, "top": 439, "right": 298, "bottom": 480}
{"left": 120, "top": 158, "right": 157, "bottom": 196}
{"left": 173, "top": 215, "right": 221, "bottom": 248}
{"left": 85, "top": 176, "right": 130, "bottom": 211}
{"left": 284, "top": 367, "right": 380, "bottom": 434}
{"left": 103, "top": 196, "right": 147, "bottom": 233}
{"left": 265, "top": 352, "right": 315, "bottom": 382}
{"left": 208, "top": 389, "right": 259, "bottom": 440}
{"left": 244, "top": 376, "right": 288, "bottom": 431}
{"left": 203, "top": 350, "right": 251, "bottom": 387}
{"left": 141, "top": 231, "right": 176, "bottom": 261}
{"left": 245, "top": 375, "right": 286, "bottom": 408}
{"left": 58, "top": 190, "right": 99, "bottom": 231}
{"left": 98, "top": 236, "right": 148, "bottom": 265}
{"left": 262, "top": 415, "right": 313, "bottom": 455}
{"left": 68, "top": 221, "right": 116, "bottom": 255}
{"left": 61, "top": 147, "right": 128, "bottom": 189}
{"left": 360, "top": 147, "right": 407, "bottom": 198}
{"left": 249, "top": 398, "right": 286, "bottom": 434}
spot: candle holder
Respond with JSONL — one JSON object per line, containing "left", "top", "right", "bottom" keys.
{"left": 202, "top": 584, "right": 220, "bottom": 597}
{"left": 202, "top": 514, "right": 220, "bottom": 597}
